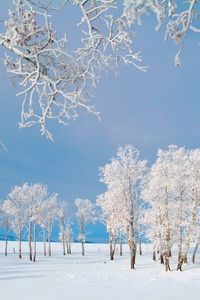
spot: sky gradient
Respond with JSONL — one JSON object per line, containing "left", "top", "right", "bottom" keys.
{"left": 0, "top": 3, "right": 200, "bottom": 242}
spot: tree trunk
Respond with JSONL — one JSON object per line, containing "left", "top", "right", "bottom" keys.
{"left": 192, "top": 238, "right": 200, "bottom": 264}
{"left": 19, "top": 237, "right": 22, "bottom": 259}
{"left": 61, "top": 217, "right": 66, "bottom": 256}
{"left": 69, "top": 241, "right": 71, "bottom": 254}
{"left": 66, "top": 241, "right": 69, "bottom": 254}
{"left": 43, "top": 228, "right": 47, "bottom": 256}
{"left": 160, "top": 253, "right": 164, "bottom": 264}
{"left": 109, "top": 235, "right": 116, "bottom": 260}
{"left": 120, "top": 235, "right": 123, "bottom": 256}
{"left": 81, "top": 241, "right": 85, "bottom": 256}
{"left": 178, "top": 193, "right": 183, "bottom": 262}
{"left": 48, "top": 223, "right": 52, "bottom": 257}
{"left": 5, "top": 221, "right": 8, "bottom": 256}
{"left": 164, "top": 253, "right": 171, "bottom": 272}
{"left": 183, "top": 254, "right": 187, "bottom": 263}
{"left": 139, "top": 236, "right": 142, "bottom": 255}
{"left": 48, "top": 235, "right": 51, "bottom": 257}
{"left": 127, "top": 222, "right": 136, "bottom": 269}
{"left": 33, "top": 224, "right": 37, "bottom": 262}
{"left": 109, "top": 236, "right": 113, "bottom": 260}
{"left": 62, "top": 236, "right": 66, "bottom": 255}
{"left": 80, "top": 220, "right": 85, "bottom": 256}
{"left": 153, "top": 250, "right": 156, "bottom": 261}
{"left": 130, "top": 244, "right": 136, "bottom": 269}
{"left": 28, "top": 221, "right": 32, "bottom": 261}
{"left": 184, "top": 196, "right": 197, "bottom": 264}
{"left": 177, "top": 255, "right": 184, "bottom": 271}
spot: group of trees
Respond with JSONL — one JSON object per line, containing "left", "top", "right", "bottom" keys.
{"left": 0, "top": 0, "right": 199, "bottom": 140}
{"left": 143, "top": 146, "right": 200, "bottom": 271}
{"left": 97, "top": 145, "right": 146, "bottom": 269}
{"left": 1, "top": 144, "right": 200, "bottom": 273}
{"left": 0, "top": 183, "right": 96, "bottom": 261}
{"left": 97, "top": 144, "right": 200, "bottom": 272}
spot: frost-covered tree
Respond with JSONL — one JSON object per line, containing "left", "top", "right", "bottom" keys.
{"left": 3, "top": 183, "right": 28, "bottom": 258}
{"left": 143, "top": 146, "right": 200, "bottom": 271}
{"left": 0, "top": 1, "right": 197, "bottom": 139}
{"left": 142, "top": 151, "right": 175, "bottom": 271}
{"left": 0, "top": 205, "right": 11, "bottom": 256}
{"left": 23, "top": 183, "right": 48, "bottom": 261}
{"left": 58, "top": 200, "right": 71, "bottom": 256}
{"left": 75, "top": 198, "right": 96, "bottom": 256}
{"left": 0, "top": 0, "right": 145, "bottom": 140}
{"left": 100, "top": 144, "right": 147, "bottom": 269}
{"left": 39, "top": 193, "right": 58, "bottom": 256}
{"left": 97, "top": 188, "right": 126, "bottom": 260}
{"left": 65, "top": 223, "right": 73, "bottom": 255}
{"left": 183, "top": 149, "right": 200, "bottom": 266}
{"left": 29, "top": 183, "right": 48, "bottom": 262}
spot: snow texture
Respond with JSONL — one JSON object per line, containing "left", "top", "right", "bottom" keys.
{"left": 0, "top": 241, "right": 200, "bottom": 300}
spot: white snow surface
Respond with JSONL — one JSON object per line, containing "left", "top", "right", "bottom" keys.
{"left": 0, "top": 241, "right": 200, "bottom": 300}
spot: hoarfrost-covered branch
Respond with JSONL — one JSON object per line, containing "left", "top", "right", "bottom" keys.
{"left": 124, "top": 0, "right": 199, "bottom": 66}
{"left": 0, "top": 0, "right": 144, "bottom": 140}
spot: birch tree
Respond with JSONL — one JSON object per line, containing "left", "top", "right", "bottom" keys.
{"left": 0, "top": 0, "right": 145, "bottom": 140}
{"left": 182, "top": 150, "right": 200, "bottom": 266}
{"left": 40, "top": 194, "right": 58, "bottom": 257}
{"left": 0, "top": 206, "right": 10, "bottom": 256}
{"left": 100, "top": 144, "right": 147, "bottom": 269}
{"left": 58, "top": 200, "right": 71, "bottom": 256}
{"left": 142, "top": 148, "right": 175, "bottom": 271}
{"left": 75, "top": 198, "right": 96, "bottom": 256}
{"left": 65, "top": 223, "right": 73, "bottom": 254}
{"left": 97, "top": 189, "right": 126, "bottom": 260}
{"left": 3, "top": 184, "right": 28, "bottom": 259}
{"left": 30, "top": 183, "right": 48, "bottom": 262}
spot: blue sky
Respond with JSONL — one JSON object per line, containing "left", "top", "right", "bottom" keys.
{"left": 0, "top": 2, "right": 200, "bottom": 242}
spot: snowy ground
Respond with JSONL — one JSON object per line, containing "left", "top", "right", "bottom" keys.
{"left": 0, "top": 241, "right": 200, "bottom": 300}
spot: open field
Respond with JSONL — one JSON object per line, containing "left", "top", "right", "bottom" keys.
{"left": 0, "top": 241, "right": 200, "bottom": 300}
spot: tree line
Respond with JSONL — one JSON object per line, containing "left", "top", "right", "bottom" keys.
{"left": 0, "top": 184, "right": 96, "bottom": 261}
{"left": 1, "top": 144, "right": 200, "bottom": 272}
{"left": 97, "top": 144, "right": 200, "bottom": 271}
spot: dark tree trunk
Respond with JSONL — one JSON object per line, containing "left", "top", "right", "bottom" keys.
{"left": 192, "top": 239, "right": 200, "bottom": 264}
{"left": 48, "top": 222, "right": 52, "bottom": 257}
{"left": 169, "top": 249, "right": 172, "bottom": 258}
{"left": 43, "top": 228, "right": 47, "bottom": 256}
{"left": 5, "top": 222, "right": 9, "bottom": 256}
{"left": 177, "top": 255, "right": 184, "bottom": 271}
{"left": 139, "top": 237, "right": 142, "bottom": 256}
{"left": 160, "top": 254, "right": 164, "bottom": 264}
{"left": 109, "top": 235, "right": 116, "bottom": 260}
{"left": 33, "top": 224, "right": 37, "bottom": 262}
{"left": 164, "top": 254, "right": 171, "bottom": 272}
{"left": 153, "top": 251, "right": 156, "bottom": 261}
{"left": 120, "top": 235, "right": 123, "bottom": 256}
{"left": 183, "top": 254, "right": 187, "bottom": 263}
{"left": 28, "top": 221, "right": 32, "bottom": 261}
{"left": 48, "top": 238, "right": 51, "bottom": 256}
{"left": 19, "top": 237, "right": 22, "bottom": 259}
{"left": 69, "top": 242, "right": 71, "bottom": 254}
{"left": 130, "top": 246, "right": 136, "bottom": 269}
{"left": 61, "top": 217, "right": 66, "bottom": 256}
{"left": 81, "top": 241, "right": 85, "bottom": 256}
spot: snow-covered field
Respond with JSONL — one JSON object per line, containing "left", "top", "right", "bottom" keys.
{"left": 0, "top": 241, "right": 200, "bottom": 300}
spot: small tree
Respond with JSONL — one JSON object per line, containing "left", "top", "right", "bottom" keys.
{"left": 58, "top": 201, "right": 71, "bottom": 256}
{"left": 100, "top": 145, "right": 147, "bottom": 269}
{"left": 75, "top": 198, "right": 96, "bottom": 256}
{"left": 97, "top": 189, "right": 126, "bottom": 261}
{"left": 0, "top": 206, "right": 10, "bottom": 256}
{"left": 3, "top": 184, "right": 28, "bottom": 259}
{"left": 40, "top": 194, "right": 58, "bottom": 257}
